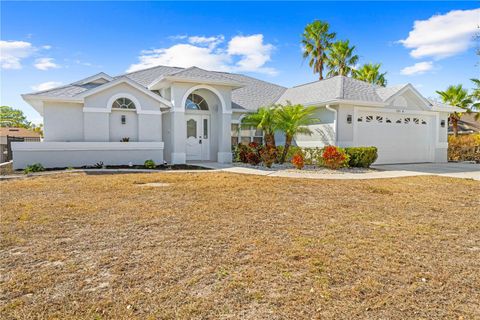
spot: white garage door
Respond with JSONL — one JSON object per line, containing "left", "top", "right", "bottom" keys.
{"left": 356, "top": 111, "right": 434, "bottom": 164}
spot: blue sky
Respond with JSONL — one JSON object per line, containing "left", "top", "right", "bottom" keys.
{"left": 1, "top": 1, "right": 479, "bottom": 123}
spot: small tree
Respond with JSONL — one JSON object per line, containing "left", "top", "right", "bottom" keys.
{"left": 275, "top": 102, "right": 319, "bottom": 163}
{"left": 0, "top": 106, "right": 32, "bottom": 128}
{"left": 436, "top": 85, "right": 473, "bottom": 136}
{"left": 241, "top": 105, "right": 278, "bottom": 149}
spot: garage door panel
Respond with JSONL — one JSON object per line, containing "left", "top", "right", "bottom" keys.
{"left": 356, "top": 111, "right": 433, "bottom": 164}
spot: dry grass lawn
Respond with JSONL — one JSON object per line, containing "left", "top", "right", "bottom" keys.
{"left": 1, "top": 172, "right": 479, "bottom": 319}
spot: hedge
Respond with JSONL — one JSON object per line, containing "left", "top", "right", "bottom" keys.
{"left": 344, "top": 147, "right": 378, "bottom": 168}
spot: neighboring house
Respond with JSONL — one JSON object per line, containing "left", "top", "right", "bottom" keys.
{"left": 448, "top": 113, "right": 480, "bottom": 135}
{"left": 1, "top": 127, "right": 41, "bottom": 163}
{"left": 15, "top": 65, "right": 461, "bottom": 169}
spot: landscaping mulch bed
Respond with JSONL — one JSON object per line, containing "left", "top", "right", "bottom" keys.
{"left": 1, "top": 172, "right": 479, "bottom": 319}
{"left": 233, "top": 162, "right": 373, "bottom": 174}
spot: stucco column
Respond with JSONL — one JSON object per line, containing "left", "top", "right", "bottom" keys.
{"left": 170, "top": 110, "right": 186, "bottom": 164}
{"left": 217, "top": 112, "right": 232, "bottom": 163}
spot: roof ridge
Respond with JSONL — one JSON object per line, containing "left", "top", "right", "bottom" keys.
{"left": 121, "top": 64, "right": 184, "bottom": 77}
{"left": 291, "top": 76, "right": 340, "bottom": 89}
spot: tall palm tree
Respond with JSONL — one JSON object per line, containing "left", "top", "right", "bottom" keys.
{"left": 301, "top": 20, "right": 336, "bottom": 80}
{"left": 275, "top": 102, "right": 319, "bottom": 163}
{"left": 352, "top": 63, "right": 387, "bottom": 87}
{"left": 326, "top": 40, "right": 359, "bottom": 77}
{"left": 470, "top": 78, "right": 480, "bottom": 121}
{"left": 436, "top": 85, "right": 473, "bottom": 136}
{"left": 241, "top": 106, "right": 278, "bottom": 148}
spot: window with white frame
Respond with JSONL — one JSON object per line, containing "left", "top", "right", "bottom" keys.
{"left": 231, "top": 123, "right": 263, "bottom": 145}
{"left": 112, "top": 97, "right": 136, "bottom": 109}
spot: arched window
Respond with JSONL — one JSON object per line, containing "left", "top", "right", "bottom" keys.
{"left": 185, "top": 93, "right": 208, "bottom": 110}
{"left": 112, "top": 97, "right": 136, "bottom": 109}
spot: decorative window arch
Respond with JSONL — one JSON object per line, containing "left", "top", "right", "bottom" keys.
{"left": 112, "top": 97, "right": 136, "bottom": 109}
{"left": 185, "top": 92, "right": 209, "bottom": 110}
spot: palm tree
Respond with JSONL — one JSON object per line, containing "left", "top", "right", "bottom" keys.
{"left": 275, "top": 102, "right": 319, "bottom": 163}
{"left": 436, "top": 85, "right": 473, "bottom": 136}
{"left": 470, "top": 78, "right": 480, "bottom": 121}
{"left": 301, "top": 20, "right": 336, "bottom": 80}
{"left": 326, "top": 40, "right": 359, "bottom": 77}
{"left": 352, "top": 63, "right": 387, "bottom": 86}
{"left": 241, "top": 106, "right": 278, "bottom": 148}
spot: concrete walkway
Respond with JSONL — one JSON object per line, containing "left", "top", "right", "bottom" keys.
{"left": 191, "top": 162, "right": 480, "bottom": 181}
{"left": 2, "top": 162, "right": 479, "bottom": 181}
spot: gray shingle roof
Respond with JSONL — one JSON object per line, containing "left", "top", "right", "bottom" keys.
{"left": 164, "top": 67, "right": 244, "bottom": 86}
{"left": 121, "top": 65, "right": 182, "bottom": 87}
{"left": 375, "top": 84, "right": 407, "bottom": 101}
{"left": 25, "top": 66, "right": 427, "bottom": 111}
{"left": 277, "top": 76, "right": 386, "bottom": 105}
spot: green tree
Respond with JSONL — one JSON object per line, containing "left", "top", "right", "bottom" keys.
{"left": 352, "top": 63, "right": 387, "bottom": 86}
{"left": 436, "top": 85, "right": 473, "bottom": 136}
{"left": 0, "top": 106, "right": 32, "bottom": 128}
{"left": 241, "top": 105, "right": 278, "bottom": 149}
{"left": 301, "top": 20, "right": 336, "bottom": 80}
{"left": 470, "top": 78, "right": 480, "bottom": 121}
{"left": 326, "top": 40, "right": 359, "bottom": 77}
{"left": 275, "top": 102, "right": 319, "bottom": 163}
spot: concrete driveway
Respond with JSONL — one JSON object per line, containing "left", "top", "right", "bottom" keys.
{"left": 372, "top": 162, "right": 480, "bottom": 181}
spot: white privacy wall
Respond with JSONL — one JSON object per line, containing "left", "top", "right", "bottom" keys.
{"left": 12, "top": 142, "right": 164, "bottom": 169}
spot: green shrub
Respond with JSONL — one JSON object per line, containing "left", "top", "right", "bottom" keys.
{"left": 345, "top": 147, "right": 378, "bottom": 168}
{"left": 276, "top": 145, "right": 303, "bottom": 163}
{"left": 24, "top": 163, "right": 44, "bottom": 174}
{"left": 144, "top": 159, "right": 156, "bottom": 169}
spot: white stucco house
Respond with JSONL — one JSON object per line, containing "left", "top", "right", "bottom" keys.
{"left": 14, "top": 65, "right": 461, "bottom": 169}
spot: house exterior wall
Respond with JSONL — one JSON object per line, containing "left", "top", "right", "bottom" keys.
{"left": 109, "top": 110, "right": 138, "bottom": 142}
{"left": 279, "top": 106, "right": 336, "bottom": 147}
{"left": 43, "top": 102, "right": 84, "bottom": 142}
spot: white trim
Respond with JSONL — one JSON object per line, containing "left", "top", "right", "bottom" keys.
{"left": 303, "top": 99, "right": 386, "bottom": 108}
{"left": 325, "top": 104, "right": 337, "bottom": 145}
{"left": 77, "top": 77, "right": 172, "bottom": 108}
{"left": 83, "top": 107, "right": 110, "bottom": 113}
{"left": 384, "top": 84, "right": 431, "bottom": 110}
{"left": 180, "top": 85, "right": 229, "bottom": 114}
{"left": 12, "top": 141, "right": 164, "bottom": 152}
{"left": 355, "top": 106, "right": 436, "bottom": 116}
{"left": 137, "top": 110, "right": 162, "bottom": 115}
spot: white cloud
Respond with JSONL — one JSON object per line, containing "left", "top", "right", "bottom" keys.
{"left": 34, "top": 57, "right": 60, "bottom": 70}
{"left": 42, "top": 45, "right": 52, "bottom": 50}
{"left": 31, "top": 81, "right": 63, "bottom": 92}
{"left": 127, "top": 34, "right": 276, "bottom": 75}
{"left": 0, "top": 40, "right": 35, "bottom": 69}
{"left": 227, "top": 34, "right": 275, "bottom": 74}
{"left": 188, "top": 35, "right": 224, "bottom": 48}
{"left": 399, "top": 9, "right": 480, "bottom": 59}
{"left": 400, "top": 61, "right": 434, "bottom": 75}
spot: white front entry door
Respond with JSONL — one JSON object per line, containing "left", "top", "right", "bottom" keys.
{"left": 186, "top": 114, "right": 210, "bottom": 161}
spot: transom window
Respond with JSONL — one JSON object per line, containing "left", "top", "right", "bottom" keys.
{"left": 185, "top": 93, "right": 209, "bottom": 110}
{"left": 112, "top": 97, "right": 136, "bottom": 109}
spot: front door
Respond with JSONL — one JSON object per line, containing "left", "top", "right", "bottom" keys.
{"left": 186, "top": 114, "right": 210, "bottom": 161}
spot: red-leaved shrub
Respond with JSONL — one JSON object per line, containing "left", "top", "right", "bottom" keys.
{"left": 322, "top": 146, "right": 349, "bottom": 169}
{"left": 291, "top": 153, "right": 305, "bottom": 170}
